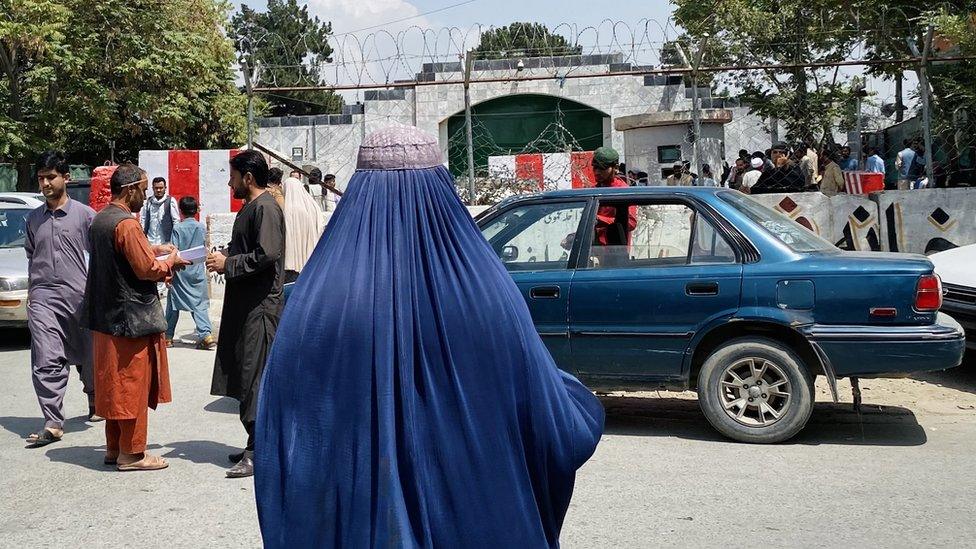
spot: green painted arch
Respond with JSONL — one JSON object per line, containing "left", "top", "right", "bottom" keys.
{"left": 446, "top": 94, "right": 609, "bottom": 176}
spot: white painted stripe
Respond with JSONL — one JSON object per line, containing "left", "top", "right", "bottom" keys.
{"left": 138, "top": 150, "right": 169, "bottom": 194}
{"left": 198, "top": 150, "right": 233, "bottom": 219}
{"left": 488, "top": 155, "right": 517, "bottom": 180}
{"left": 542, "top": 153, "right": 572, "bottom": 190}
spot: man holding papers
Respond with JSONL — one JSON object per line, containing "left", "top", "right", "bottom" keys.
{"left": 165, "top": 196, "right": 215, "bottom": 350}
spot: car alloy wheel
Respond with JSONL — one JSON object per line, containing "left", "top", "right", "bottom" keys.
{"left": 719, "top": 357, "right": 792, "bottom": 427}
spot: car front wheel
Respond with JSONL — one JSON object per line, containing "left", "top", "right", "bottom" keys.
{"left": 697, "top": 337, "right": 815, "bottom": 443}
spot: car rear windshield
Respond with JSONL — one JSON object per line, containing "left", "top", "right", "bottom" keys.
{"left": 718, "top": 192, "right": 836, "bottom": 253}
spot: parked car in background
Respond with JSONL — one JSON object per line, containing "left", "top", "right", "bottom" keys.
{"left": 931, "top": 244, "right": 976, "bottom": 351}
{"left": 0, "top": 192, "right": 44, "bottom": 208}
{"left": 0, "top": 203, "right": 32, "bottom": 327}
{"left": 473, "top": 187, "right": 965, "bottom": 443}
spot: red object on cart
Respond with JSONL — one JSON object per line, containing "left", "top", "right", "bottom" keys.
{"left": 89, "top": 165, "right": 118, "bottom": 212}
{"left": 843, "top": 171, "right": 884, "bottom": 195}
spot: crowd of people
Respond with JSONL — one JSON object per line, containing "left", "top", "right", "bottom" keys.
{"left": 22, "top": 150, "right": 328, "bottom": 478}
{"left": 617, "top": 139, "right": 935, "bottom": 195}
{"left": 20, "top": 127, "right": 607, "bottom": 545}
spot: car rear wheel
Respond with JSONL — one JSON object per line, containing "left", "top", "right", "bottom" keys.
{"left": 698, "top": 337, "right": 814, "bottom": 443}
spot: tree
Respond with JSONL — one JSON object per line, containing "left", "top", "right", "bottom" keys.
{"left": 0, "top": 0, "right": 72, "bottom": 182}
{"left": 474, "top": 23, "right": 582, "bottom": 60}
{"left": 230, "top": 0, "right": 343, "bottom": 116}
{"left": 1, "top": 0, "right": 247, "bottom": 189}
{"left": 671, "top": 0, "right": 867, "bottom": 143}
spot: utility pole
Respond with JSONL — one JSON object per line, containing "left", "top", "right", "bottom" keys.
{"left": 853, "top": 76, "right": 865, "bottom": 170}
{"left": 676, "top": 37, "right": 709, "bottom": 176}
{"left": 463, "top": 50, "right": 477, "bottom": 204}
{"left": 908, "top": 26, "right": 936, "bottom": 187}
{"left": 241, "top": 57, "right": 261, "bottom": 150}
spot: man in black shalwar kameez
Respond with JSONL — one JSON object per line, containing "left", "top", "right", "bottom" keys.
{"left": 206, "top": 150, "right": 285, "bottom": 478}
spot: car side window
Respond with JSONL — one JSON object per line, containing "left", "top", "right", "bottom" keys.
{"left": 587, "top": 202, "right": 695, "bottom": 269}
{"left": 690, "top": 213, "right": 737, "bottom": 264}
{"left": 481, "top": 202, "right": 586, "bottom": 271}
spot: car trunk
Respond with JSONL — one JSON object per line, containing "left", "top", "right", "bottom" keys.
{"left": 799, "top": 251, "right": 938, "bottom": 326}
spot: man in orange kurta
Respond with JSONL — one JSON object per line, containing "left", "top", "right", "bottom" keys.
{"left": 82, "top": 164, "right": 187, "bottom": 471}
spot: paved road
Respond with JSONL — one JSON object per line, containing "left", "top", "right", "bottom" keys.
{"left": 1, "top": 324, "right": 974, "bottom": 548}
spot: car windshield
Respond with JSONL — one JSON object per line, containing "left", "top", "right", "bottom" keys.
{"left": 0, "top": 208, "right": 31, "bottom": 248}
{"left": 718, "top": 191, "right": 836, "bottom": 253}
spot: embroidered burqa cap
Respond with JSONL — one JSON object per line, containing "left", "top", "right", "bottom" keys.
{"left": 255, "top": 125, "right": 604, "bottom": 548}
{"left": 356, "top": 124, "right": 443, "bottom": 170}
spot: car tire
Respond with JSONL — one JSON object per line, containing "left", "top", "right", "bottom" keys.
{"left": 697, "top": 337, "right": 815, "bottom": 444}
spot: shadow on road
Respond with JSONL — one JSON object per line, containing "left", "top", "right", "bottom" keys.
{"left": 0, "top": 414, "right": 94, "bottom": 440}
{"left": 914, "top": 352, "right": 976, "bottom": 395}
{"left": 203, "top": 397, "right": 238, "bottom": 414}
{"left": 45, "top": 443, "right": 165, "bottom": 471}
{"left": 0, "top": 328, "right": 30, "bottom": 351}
{"left": 600, "top": 396, "right": 927, "bottom": 447}
{"left": 163, "top": 440, "right": 240, "bottom": 468}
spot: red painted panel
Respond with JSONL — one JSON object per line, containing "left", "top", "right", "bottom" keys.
{"left": 167, "top": 151, "right": 200, "bottom": 211}
{"left": 228, "top": 149, "right": 245, "bottom": 213}
{"left": 571, "top": 151, "right": 596, "bottom": 188}
{"left": 515, "top": 154, "right": 544, "bottom": 190}
{"left": 89, "top": 165, "right": 118, "bottom": 212}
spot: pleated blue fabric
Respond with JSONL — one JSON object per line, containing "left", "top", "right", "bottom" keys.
{"left": 255, "top": 162, "right": 605, "bottom": 548}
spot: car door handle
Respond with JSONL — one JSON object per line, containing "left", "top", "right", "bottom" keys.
{"left": 530, "top": 286, "right": 560, "bottom": 299}
{"left": 686, "top": 282, "right": 719, "bottom": 296}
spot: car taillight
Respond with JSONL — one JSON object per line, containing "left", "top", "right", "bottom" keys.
{"left": 914, "top": 274, "right": 943, "bottom": 311}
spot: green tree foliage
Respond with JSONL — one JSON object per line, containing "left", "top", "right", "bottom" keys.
{"left": 671, "top": 0, "right": 865, "bottom": 143}
{"left": 672, "top": 0, "right": 975, "bottom": 152}
{"left": 0, "top": 0, "right": 247, "bottom": 189}
{"left": 474, "top": 23, "right": 582, "bottom": 60}
{"left": 230, "top": 0, "right": 343, "bottom": 116}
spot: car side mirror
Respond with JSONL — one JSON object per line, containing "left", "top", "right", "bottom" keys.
{"left": 501, "top": 245, "right": 519, "bottom": 262}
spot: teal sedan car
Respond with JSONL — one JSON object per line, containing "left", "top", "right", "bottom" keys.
{"left": 473, "top": 187, "right": 965, "bottom": 443}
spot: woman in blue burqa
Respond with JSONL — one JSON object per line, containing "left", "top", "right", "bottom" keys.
{"left": 255, "top": 125, "right": 604, "bottom": 548}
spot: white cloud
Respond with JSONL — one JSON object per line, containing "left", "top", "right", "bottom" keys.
{"left": 305, "top": 0, "right": 448, "bottom": 93}
{"left": 307, "top": 0, "right": 424, "bottom": 37}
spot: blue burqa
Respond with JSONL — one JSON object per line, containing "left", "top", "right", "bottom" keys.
{"left": 255, "top": 126, "right": 604, "bottom": 548}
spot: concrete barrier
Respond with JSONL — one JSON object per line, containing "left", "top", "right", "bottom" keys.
{"left": 751, "top": 189, "right": 976, "bottom": 254}
{"left": 873, "top": 189, "right": 976, "bottom": 254}
{"left": 751, "top": 192, "right": 832, "bottom": 239}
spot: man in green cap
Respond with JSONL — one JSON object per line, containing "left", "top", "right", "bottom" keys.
{"left": 591, "top": 146, "right": 637, "bottom": 247}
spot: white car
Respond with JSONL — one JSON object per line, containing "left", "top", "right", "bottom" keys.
{"left": 931, "top": 243, "right": 976, "bottom": 351}
{"left": 0, "top": 192, "right": 45, "bottom": 208}
{"left": 0, "top": 202, "right": 32, "bottom": 327}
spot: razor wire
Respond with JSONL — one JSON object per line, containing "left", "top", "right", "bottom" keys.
{"left": 245, "top": 9, "right": 976, "bottom": 202}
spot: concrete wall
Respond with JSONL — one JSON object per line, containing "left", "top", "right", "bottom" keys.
{"left": 750, "top": 188, "right": 976, "bottom": 253}
{"left": 255, "top": 57, "right": 754, "bottom": 192}
{"left": 622, "top": 122, "right": 726, "bottom": 184}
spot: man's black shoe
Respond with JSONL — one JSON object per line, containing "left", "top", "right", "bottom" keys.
{"left": 227, "top": 451, "right": 254, "bottom": 478}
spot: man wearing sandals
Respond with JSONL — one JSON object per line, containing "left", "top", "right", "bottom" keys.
{"left": 24, "top": 151, "right": 99, "bottom": 448}
{"left": 82, "top": 164, "right": 189, "bottom": 471}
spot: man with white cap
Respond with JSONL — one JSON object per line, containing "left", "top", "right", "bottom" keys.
{"left": 740, "top": 156, "right": 765, "bottom": 194}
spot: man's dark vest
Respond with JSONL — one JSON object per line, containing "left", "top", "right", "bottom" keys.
{"left": 142, "top": 197, "right": 174, "bottom": 243}
{"left": 83, "top": 204, "right": 167, "bottom": 338}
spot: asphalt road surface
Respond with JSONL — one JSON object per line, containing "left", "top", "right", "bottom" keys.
{"left": 1, "top": 322, "right": 974, "bottom": 548}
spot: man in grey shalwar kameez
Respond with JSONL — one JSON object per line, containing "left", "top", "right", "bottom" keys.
{"left": 24, "top": 151, "right": 99, "bottom": 448}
